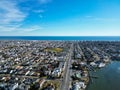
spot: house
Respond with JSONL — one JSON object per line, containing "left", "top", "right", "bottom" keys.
{"left": 79, "top": 82, "right": 86, "bottom": 89}
{"left": 52, "top": 68, "right": 61, "bottom": 77}
{"left": 71, "top": 82, "right": 80, "bottom": 90}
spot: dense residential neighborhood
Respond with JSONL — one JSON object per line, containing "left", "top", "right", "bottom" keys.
{"left": 0, "top": 41, "right": 120, "bottom": 90}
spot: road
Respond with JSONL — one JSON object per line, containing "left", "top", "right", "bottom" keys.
{"left": 60, "top": 43, "right": 73, "bottom": 90}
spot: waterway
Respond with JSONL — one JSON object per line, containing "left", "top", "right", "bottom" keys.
{"left": 86, "top": 61, "right": 120, "bottom": 90}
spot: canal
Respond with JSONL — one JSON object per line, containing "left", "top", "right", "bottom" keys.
{"left": 86, "top": 61, "right": 120, "bottom": 90}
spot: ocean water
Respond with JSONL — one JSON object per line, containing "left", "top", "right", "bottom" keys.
{"left": 0, "top": 36, "right": 120, "bottom": 41}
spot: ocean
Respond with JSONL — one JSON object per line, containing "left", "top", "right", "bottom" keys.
{"left": 0, "top": 36, "right": 120, "bottom": 41}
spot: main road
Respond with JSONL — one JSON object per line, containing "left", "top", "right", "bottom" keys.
{"left": 60, "top": 43, "right": 73, "bottom": 90}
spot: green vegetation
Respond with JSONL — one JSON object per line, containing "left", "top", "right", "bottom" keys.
{"left": 44, "top": 48, "right": 63, "bottom": 53}
{"left": 40, "top": 80, "right": 60, "bottom": 90}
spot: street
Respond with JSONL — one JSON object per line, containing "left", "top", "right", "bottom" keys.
{"left": 60, "top": 43, "right": 73, "bottom": 90}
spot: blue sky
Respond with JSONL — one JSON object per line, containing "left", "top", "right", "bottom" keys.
{"left": 0, "top": 0, "right": 120, "bottom": 36}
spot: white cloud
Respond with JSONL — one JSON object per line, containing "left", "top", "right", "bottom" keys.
{"left": 33, "top": 9, "right": 44, "bottom": 18}
{"left": 21, "top": 25, "right": 43, "bottom": 32}
{"left": 0, "top": 24, "right": 43, "bottom": 33}
{"left": 0, "top": 24, "right": 21, "bottom": 32}
{"left": 0, "top": 0, "right": 27, "bottom": 25}
{"left": 84, "top": 16, "right": 120, "bottom": 22}
{"left": 0, "top": 0, "right": 44, "bottom": 34}
{"left": 33, "top": 9, "right": 45, "bottom": 13}
{"left": 0, "top": 0, "right": 28, "bottom": 33}
{"left": 94, "top": 18, "right": 120, "bottom": 22}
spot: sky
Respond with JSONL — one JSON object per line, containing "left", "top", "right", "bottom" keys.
{"left": 0, "top": 0, "right": 120, "bottom": 36}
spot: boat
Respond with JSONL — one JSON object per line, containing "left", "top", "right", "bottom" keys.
{"left": 98, "top": 63, "right": 106, "bottom": 68}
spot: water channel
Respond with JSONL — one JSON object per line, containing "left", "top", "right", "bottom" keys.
{"left": 87, "top": 61, "right": 120, "bottom": 90}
